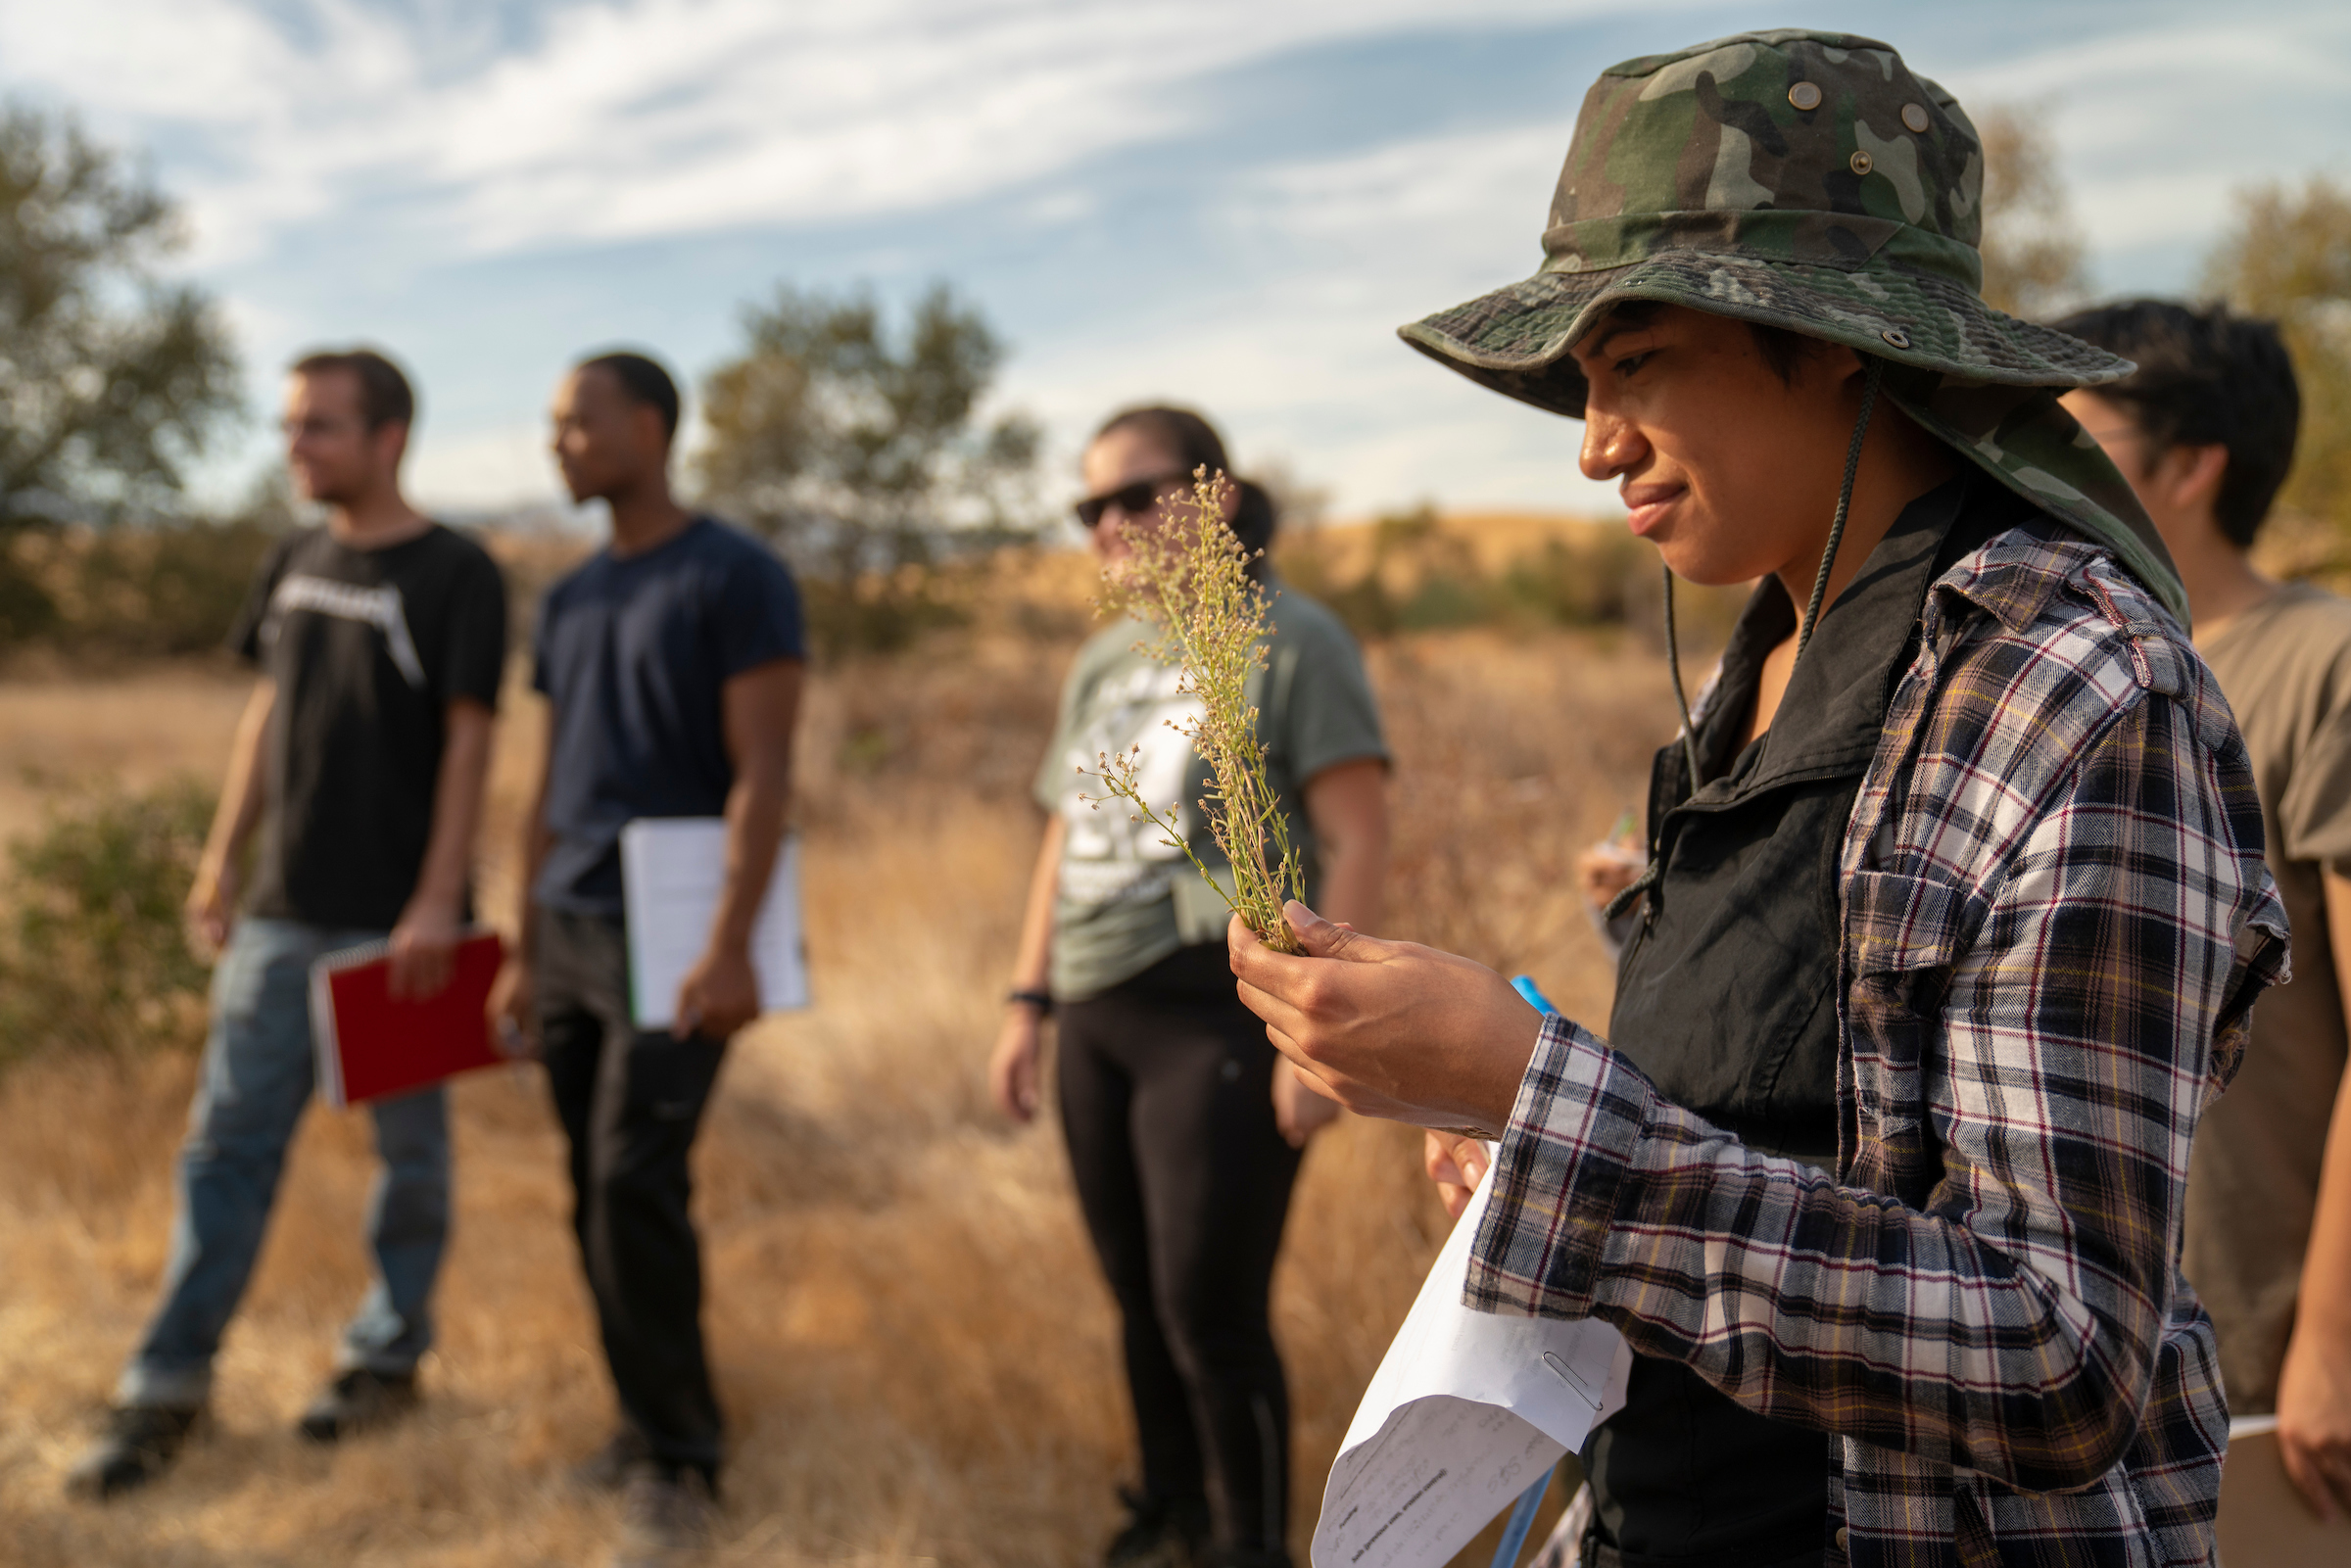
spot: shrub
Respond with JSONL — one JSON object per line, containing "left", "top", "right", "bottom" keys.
{"left": 0, "top": 778, "right": 215, "bottom": 1069}
{"left": 2, "top": 518, "right": 277, "bottom": 657}
{"left": 75, "top": 520, "right": 278, "bottom": 655}
{"left": 798, "top": 566, "right": 971, "bottom": 654}
{"left": 1499, "top": 531, "right": 1653, "bottom": 627}
{"left": 1278, "top": 508, "right": 1672, "bottom": 640}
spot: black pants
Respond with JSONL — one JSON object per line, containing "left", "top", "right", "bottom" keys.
{"left": 1057, "top": 943, "right": 1304, "bottom": 1554}
{"left": 537, "top": 908, "right": 730, "bottom": 1483}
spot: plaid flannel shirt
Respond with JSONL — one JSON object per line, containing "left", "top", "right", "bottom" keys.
{"left": 1470, "top": 525, "right": 2287, "bottom": 1567}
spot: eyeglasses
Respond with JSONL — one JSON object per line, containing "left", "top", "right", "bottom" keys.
{"left": 1074, "top": 472, "right": 1188, "bottom": 529}
{"left": 281, "top": 415, "right": 361, "bottom": 440}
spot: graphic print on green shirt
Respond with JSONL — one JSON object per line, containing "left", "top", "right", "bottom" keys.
{"left": 1034, "top": 580, "right": 1386, "bottom": 1001}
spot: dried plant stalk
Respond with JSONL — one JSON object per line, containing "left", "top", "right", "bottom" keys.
{"left": 1080, "top": 467, "right": 1307, "bottom": 954}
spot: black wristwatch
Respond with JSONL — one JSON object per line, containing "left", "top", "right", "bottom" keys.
{"left": 1006, "top": 988, "right": 1054, "bottom": 1016}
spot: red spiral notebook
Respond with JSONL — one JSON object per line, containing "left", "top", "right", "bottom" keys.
{"left": 308, "top": 930, "right": 509, "bottom": 1109}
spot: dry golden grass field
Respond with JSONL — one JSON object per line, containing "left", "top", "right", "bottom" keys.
{"left": 0, "top": 528, "right": 1696, "bottom": 1567}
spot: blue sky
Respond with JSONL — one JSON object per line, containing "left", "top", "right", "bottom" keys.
{"left": 5, "top": 1, "right": 2346, "bottom": 528}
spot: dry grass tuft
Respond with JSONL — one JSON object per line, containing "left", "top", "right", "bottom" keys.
{"left": 1088, "top": 469, "right": 1307, "bottom": 953}
{"left": 0, "top": 604, "right": 1694, "bottom": 1564}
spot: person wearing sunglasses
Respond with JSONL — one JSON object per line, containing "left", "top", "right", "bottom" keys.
{"left": 990, "top": 405, "right": 1390, "bottom": 1568}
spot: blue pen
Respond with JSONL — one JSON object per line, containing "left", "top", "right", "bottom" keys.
{"left": 1492, "top": 977, "right": 1560, "bottom": 1568}
{"left": 1490, "top": 1466, "right": 1558, "bottom": 1568}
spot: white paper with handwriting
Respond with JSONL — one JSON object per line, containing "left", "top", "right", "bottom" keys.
{"left": 1314, "top": 1166, "right": 1631, "bottom": 1568}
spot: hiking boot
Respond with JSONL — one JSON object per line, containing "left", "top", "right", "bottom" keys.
{"left": 572, "top": 1424, "right": 653, "bottom": 1494}
{"left": 65, "top": 1404, "right": 204, "bottom": 1500}
{"left": 297, "top": 1368, "right": 419, "bottom": 1444}
{"left": 1106, "top": 1487, "right": 1209, "bottom": 1568}
{"left": 610, "top": 1462, "right": 717, "bottom": 1568}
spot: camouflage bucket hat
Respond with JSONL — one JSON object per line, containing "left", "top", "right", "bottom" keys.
{"left": 1400, "top": 28, "right": 2185, "bottom": 623}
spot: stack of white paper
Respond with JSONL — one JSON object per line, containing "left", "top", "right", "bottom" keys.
{"left": 619, "top": 820, "right": 810, "bottom": 1030}
{"left": 1315, "top": 1171, "right": 1630, "bottom": 1568}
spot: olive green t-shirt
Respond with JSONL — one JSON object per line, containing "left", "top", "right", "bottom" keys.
{"left": 2184, "top": 581, "right": 2351, "bottom": 1412}
{"left": 1033, "top": 579, "right": 1387, "bottom": 1001}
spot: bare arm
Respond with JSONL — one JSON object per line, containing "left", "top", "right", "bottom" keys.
{"left": 1303, "top": 757, "right": 1388, "bottom": 931}
{"left": 2278, "top": 868, "right": 2351, "bottom": 1517}
{"left": 1009, "top": 814, "right": 1065, "bottom": 997}
{"left": 490, "top": 698, "right": 554, "bottom": 1054}
{"left": 186, "top": 678, "right": 276, "bottom": 954}
{"left": 672, "top": 657, "right": 803, "bottom": 1041}
{"left": 387, "top": 697, "right": 497, "bottom": 998}
{"left": 512, "top": 716, "right": 554, "bottom": 961}
{"left": 1272, "top": 757, "right": 1391, "bottom": 1146}
{"left": 990, "top": 815, "right": 1066, "bottom": 1123}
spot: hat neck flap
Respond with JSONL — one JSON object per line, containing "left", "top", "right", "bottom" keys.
{"left": 1882, "top": 365, "right": 2187, "bottom": 626}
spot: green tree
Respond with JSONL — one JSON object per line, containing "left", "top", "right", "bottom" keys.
{"left": 2204, "top": 177, "right": 2351, "bottom": 541}
{"left": 1973, "top": 103, "right": 2090, "bottom": 320}
{"left": 1, "top": 106, "right": 242, "bottom": 521}
{"left": 0, "top": 104, "right": 242, "bottom": 636}
{"left": 695, "top": 283, "right": 1041, "bottom": 652}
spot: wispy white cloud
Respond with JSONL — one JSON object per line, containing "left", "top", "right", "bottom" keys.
{"left": 1170, "top": 121, "right": 1599, "bottom": 508}
{"left": 1005, "top": 0, "right": 2351, "bottom": 517}
{"left": 4, "top": 2, "right": 2345, "bottom": 517}
{"left": 1227, "top": 119, "right": 1562, "bottom": 257}
{"left": 1939, "top": 11, "right": 2351, "bottom": 259}
{"left": 3, "top": 0, "right": 1609, "bottom": 264}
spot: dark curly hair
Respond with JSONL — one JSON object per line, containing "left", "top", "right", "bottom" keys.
{"left": 577, "top": 350, "right": 683, "bottom": 444}
{"left": 2052, "top": 299, "right": 2301, "bottom": 546}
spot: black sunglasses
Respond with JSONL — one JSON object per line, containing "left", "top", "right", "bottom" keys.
{"left": 1074, "top": 471, "right": 1188, "bottom": 529}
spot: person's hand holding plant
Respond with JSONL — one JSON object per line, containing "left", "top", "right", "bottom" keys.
{"left": 1227, "top": 902, "right": 1545, "bottom": 1136}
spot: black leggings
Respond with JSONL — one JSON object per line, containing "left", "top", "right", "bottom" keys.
{"left": 1057, "top": 943, "right": 1304, "bottom": 1553}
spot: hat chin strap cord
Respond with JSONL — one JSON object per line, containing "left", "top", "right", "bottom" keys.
{"left": 1607, "top": 356, "right": 1885, "bottom": 926}
{"left": 1796, "top": 355, "right": 1885, "bottom": 661}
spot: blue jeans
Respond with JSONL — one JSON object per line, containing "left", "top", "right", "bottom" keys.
{"left": 118, "top": 918, "right": 452, "bottom": 1410}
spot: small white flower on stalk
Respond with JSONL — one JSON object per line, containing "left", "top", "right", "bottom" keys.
{"left": 1080, "top": 467, "right": 1308, "bottom": 955}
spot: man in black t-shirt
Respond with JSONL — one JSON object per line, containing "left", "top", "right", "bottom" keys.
{"left": 493, "top": 352, "right": 802, "bottom": 1565}
{"left": 69, "top": 349, "right": 507, "bottom": 1501}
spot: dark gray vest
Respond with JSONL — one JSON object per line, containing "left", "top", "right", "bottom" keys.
{"left": 1583, "top": 473, "right": 2020, "bottom": 1566}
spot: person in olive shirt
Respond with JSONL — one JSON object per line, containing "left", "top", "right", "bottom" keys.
{"left": 990, "top": 405, "right": 1389, "bottom": 1568}
{"left": 2058, "top": 300, "right": 2351, "bottom": 1519}
{"left": 495, "top": 352, "right": 804, "bottom": 1568}
{"left": 69, "top": 349, "right": 505, "bottom": 1500}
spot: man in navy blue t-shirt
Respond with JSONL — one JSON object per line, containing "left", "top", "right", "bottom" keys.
{"left": 496, "top": 352, "right": 803, "bottom": 1561}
